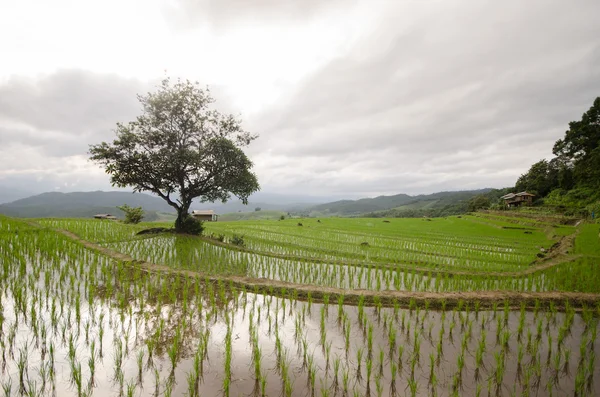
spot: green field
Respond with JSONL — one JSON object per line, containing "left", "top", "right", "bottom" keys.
{"left": 1, "top": 213, "right": 599, "bottom": 396}
{"left": 218, "top": 209, "right": 287, "bottom": 222}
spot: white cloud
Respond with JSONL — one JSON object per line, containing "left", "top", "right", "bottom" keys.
{"left": 0, "top": 0, "right": 599, "bottom": 198}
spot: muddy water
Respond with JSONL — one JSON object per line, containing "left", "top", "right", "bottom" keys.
{"left": 2, "top": 285, "right": 599, "bottom": 397}
{"left": 1, "top": 228, "right": 599, "bottom": 396}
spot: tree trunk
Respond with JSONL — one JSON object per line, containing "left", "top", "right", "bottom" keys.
{"left": 174, "top": 201, "right": 192, "bottom": 232}
{"left": 174, "top": 208, "right": 189, "bottom": 232}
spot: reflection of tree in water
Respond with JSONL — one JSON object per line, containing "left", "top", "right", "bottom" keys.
{"left": 93, "top": 261, "right": 240, "bottom": 361}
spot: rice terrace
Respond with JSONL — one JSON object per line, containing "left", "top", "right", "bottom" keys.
{"left": 1, "top": 211, "right": 599, "bottom": 397}
{"left": 1, "top": 6, "right": 600, "bottom": 396}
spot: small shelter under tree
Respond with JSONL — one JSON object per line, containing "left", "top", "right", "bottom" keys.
{"left": 500, "top": 192, "right": 535, "bottom": 208}
{"left": 191, "top": 210, "right": 218, "bottom": 222}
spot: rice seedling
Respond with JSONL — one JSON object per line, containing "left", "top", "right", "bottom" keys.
{"left": 2, "top": 378, "right": 12, "bottom": 397}
{"left": 0, "top": 215, "right": 597, "bottom": 397}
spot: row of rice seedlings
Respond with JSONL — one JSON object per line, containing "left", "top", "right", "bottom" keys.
{"left": 205, "top": 220, "right": 547, "bottom": 268}
{"left": 37, "top": 218, "right": 144, "bottom": 243}
{"left": 42, "top": 217, "right": 594, "bottom": 293}
{"left": 0, "top": 216, "right": 598, "bottom": 396}
{"left": 223, "top": 228, "right": 532, "bottom": 270}
{"left": 104, "top": 235, "right": 600, "bottom": 293}
{"left": 208, "top": 218, "right": 547, "bottom": 254}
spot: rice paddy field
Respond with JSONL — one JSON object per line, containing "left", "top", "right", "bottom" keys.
{"left": 1, "top": 213, "right": 599, "bottom": 396}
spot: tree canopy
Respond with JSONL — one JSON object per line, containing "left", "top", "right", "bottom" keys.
{"left": 514, "top": 97, "right": 600, "bottom": 212}
{"left": 117, "top": 204, "right": 144, "bottom": 224}
{"left": 553, "top": 97, "right": 600, "bottom": 188}
{"left": 468, "top": 195, "right": 490, "bottom": 212}
{"left": 514, "top": 158, "right": 573, "bottom": 198}
{"left": 89, "top": 78, "right": 260, "bottom": 232}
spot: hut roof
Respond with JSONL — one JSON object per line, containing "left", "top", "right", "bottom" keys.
{"left": 191, "top": 210, "right": 215, "bottom": 215}
{"left": 501, "top": 191, "right": 535, "bottom": 200}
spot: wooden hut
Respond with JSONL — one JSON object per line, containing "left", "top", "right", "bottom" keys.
{"left": 191, "top": 210, "right": 218, "bottom": 222}
{"left": 500, "top": 192, "right": 535, "bottom": 207}
{"left": 93, "top": 214, "right": 118, "bottom": 220}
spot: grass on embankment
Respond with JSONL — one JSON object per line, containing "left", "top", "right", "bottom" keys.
{"left": 574, "top": 223, "right": 600, "bottom": 256}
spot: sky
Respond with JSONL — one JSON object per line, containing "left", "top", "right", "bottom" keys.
{"left": 1, "top": 0, "right": 599, "bottom": 200}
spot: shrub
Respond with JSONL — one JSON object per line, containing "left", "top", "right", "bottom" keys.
{"left": 280, "top": 215, "right": 285, "bottom": 221}
{"left": 230, "top": 234, "right": 245, "bottom": 246}
{"left": 178, "top": 216, "right": 204, "bottom": 235}
{"left": 117, "top": 204, "right": 144, "bottom": 224}
{"left": 208, "top": 233, "right": 225, "bottom": 242}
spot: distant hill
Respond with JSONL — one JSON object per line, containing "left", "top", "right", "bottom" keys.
{"left": 0, "top": 190, "right": 317, "bottom": 219}
{"left": 0, "top": 188, "right": 507, "bottom": 221}
{"left": 0, "top": 191, "right": 174, "bottom": 221}
{"left": 307, "top": 189, "right": 495, "bottom": 217}
{"left": 311, "top": 194, "right": 413, "bottom": 214}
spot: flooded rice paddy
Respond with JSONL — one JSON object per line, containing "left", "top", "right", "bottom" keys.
{"left": 1, "top": 218, "right": 599, "bottom": 396}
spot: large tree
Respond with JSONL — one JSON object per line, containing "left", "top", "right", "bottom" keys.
{"left": 552, "top": 97, "right": 600, "bottom": 188}
{"left": 515, "top": 158, "right": 573, "bottom": 197}
{"left": 89, "top": 78, "right": 260, "bottom": 232}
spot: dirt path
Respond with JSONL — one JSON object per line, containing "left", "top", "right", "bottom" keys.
{"left": 54, "top": 228, "right": 600, "bottom": 310}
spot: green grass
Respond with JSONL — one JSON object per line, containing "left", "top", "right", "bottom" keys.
{"left": 203, "top": 216, "right": 553, "bottom": 272}
{"left": 218, "top": 210, "right": 286, "bottom": 222}
{"left": 1, "top": 213, "right": 599, "bottom": 397}
{"left": 21, "top": 213, "right": 598, "bottom": 293}
{"left": 574, "top": 224, "right": 600, "bottom": 256}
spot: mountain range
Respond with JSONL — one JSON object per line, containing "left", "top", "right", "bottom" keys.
{"left": 305, "top": 189, "right": 500, "bottom": 217}
{"left": 0, "top": 188, "right": 503, "bottom": 220}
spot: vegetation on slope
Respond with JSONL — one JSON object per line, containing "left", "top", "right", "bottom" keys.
{"left": 515, "top": 97, "right": 600, "bottom": 216}
{"left": 308, "top": 189, "right": 495, "bottom": 217}
{"left": 0, "top": 191, "right": 173, "bottom": 220}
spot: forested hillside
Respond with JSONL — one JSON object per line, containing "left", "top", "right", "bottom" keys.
{"left": 515, "top": 97, "right": 600, "bottom": 216}
{"left": 307, "top": 189, "right": 496, "bottom": 217}
{"left": 0, "top": 191, "right": 172, "bottom": 220}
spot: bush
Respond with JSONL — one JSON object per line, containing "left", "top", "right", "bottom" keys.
{"left": 230, "top": 234, "right": 245, "bottom": 246}
{"left": 208, "top": 233, "right": 225, "bottom": 242}
{"left": 178, "top": 215, "right": 204, "bottom": 235}
{"left": 117, "top": 204, "right": 144, "bottom": 224}
{"left": 585, "top": 200, "right": 600, "bottom": 220}
{"left": 279, "top": 215, "right": 285, "bottom": 221}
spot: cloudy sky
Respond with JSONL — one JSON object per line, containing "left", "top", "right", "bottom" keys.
{"left": 1, "top": 0, "right": 599, "bottom": 200}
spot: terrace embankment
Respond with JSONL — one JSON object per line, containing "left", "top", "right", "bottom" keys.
{"left": 54, "top": 228, "right": 600, "bottom": 310}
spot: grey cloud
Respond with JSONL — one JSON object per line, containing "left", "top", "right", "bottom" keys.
{"left": 2, "top": 1, "right": 600, "bottom": 198}
{"left": 243, "top": 0, "right": 600, "bottom": 194}
{"left": 0, "top": 70, "right": 146, "bottom": 156}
